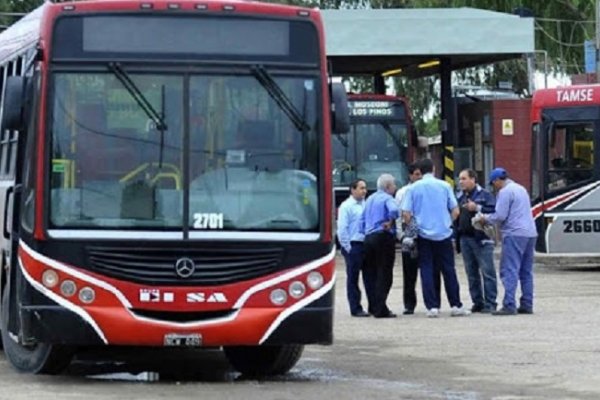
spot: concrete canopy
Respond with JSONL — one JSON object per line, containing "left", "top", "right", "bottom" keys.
{"left": 321, "top": 8, "right": 535, "bottom": 77}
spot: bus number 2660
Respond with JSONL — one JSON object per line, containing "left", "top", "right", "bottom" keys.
{"left": 563, "top": 220, "right": 600, "bottom": 233}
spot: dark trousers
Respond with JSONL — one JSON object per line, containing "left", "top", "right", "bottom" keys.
{"left": 401, "top": 251, "right": 419, "bottom": 311}
{"left": 418, "top": 237, "right": 462, "bottom": 310}
{"left": 341, "top": 242, "right": 367, "bottom": 315}
{"left": 364, "top": 232, "right": 395, "bottom": 316}
{"left": 402, "top": 250, "right": 441, "bottom": 311}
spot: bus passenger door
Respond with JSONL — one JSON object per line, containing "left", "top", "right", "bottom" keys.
{"left": 539, "top": 107, "right": 600, "bottom": 253}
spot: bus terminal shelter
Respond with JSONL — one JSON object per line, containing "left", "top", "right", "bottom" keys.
{"left": 322, "top": 8, "right": 535, "bottom": 184}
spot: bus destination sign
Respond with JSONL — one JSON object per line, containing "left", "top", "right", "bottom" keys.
{"left": 349, "top": 101, "right": 404, "bottom": 119}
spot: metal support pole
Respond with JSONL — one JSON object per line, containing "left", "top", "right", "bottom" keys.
{"left": 373, "top": 75, "right": 386, "bottom": 94}
{"left": 526, "top": 53, "right": 536, "bottom": 94}
{"left": 440, "top": 58, "right": 455, "bottom": 186}
{"left": 596, "top": 0, "right": 600, "bottom": 82}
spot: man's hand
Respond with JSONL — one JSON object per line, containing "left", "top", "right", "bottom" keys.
{"left": 465, "top": 199, "right": 478, "bottom": 212}
{"left": 382, "top": 220, "right": 394, "bottom": 231}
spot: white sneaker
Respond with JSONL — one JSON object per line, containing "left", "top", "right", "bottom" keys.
{"left": 426, "top": 308, "right": 439, "bottom": 318}
{"left": 450, "top": 306, "right": 470, "bottom": 317}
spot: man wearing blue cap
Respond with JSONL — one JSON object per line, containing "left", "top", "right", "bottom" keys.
{"left": 480, "top": 167, "right": 537, "bottom": 315}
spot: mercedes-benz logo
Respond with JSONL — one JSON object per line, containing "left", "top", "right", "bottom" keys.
{"left": 175, "top": 257, "right": 196, "bottom": 279}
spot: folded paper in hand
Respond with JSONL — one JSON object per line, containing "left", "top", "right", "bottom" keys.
{"left": 471, "top": 213, "right": 496, "bottom": 240}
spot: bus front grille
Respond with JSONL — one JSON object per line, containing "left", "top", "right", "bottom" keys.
{"left": 86, "top": 245, "right": 284, "bottom": 285}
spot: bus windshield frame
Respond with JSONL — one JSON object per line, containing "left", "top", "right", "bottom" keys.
{"left": 47, "top": 65, "right": 323, "bottom": 237}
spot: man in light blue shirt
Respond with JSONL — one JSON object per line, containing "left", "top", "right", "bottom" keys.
{"left": 481, "top": 167, "right": 537, "bottom": 316}
{"left": 402, "top": 158, "right": 468, "bottom": 318}
{"left": 359, "top": 174, "right": 398, "bottom": 318}
{"left": 337, "top": 179, "right": 371, "bottom": 317}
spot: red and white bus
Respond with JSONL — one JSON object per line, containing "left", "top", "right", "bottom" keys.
{"left": 530, "top": 85, "right": 599, "bottom": 253}
{"left": 332, "top": 93, "right": 415, "bottom": 207}
{"left": 0, "top": 0, "right": 348, "bottom": 375}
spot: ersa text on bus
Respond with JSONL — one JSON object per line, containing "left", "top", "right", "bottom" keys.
{"left": 556, "top": 88, "right": 594, "bottom": 103}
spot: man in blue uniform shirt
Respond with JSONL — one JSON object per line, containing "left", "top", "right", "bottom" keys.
{"left": 359, "top": 173, "right": 399, "bottom": 318}
{"left": 337, "top": 179, "right": 371, "bottom": 317}
{"left": 402, "top": 159, "right": 469, "bottom": 318}
{"left": 481, "top": 167, "right": 537, "bottom": 316}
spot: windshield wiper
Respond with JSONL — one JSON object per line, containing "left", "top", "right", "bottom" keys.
{"left": 335, "top": 133, "right": 348, "bottom": 147}
{"left": 108, "top": 62, "right": 168, "bottom": 168}
{"left": 381, "top": 121, "right": 404, "bottom": 151}
{"left": 250, "top": 65, "right": 310, "bottom": 133}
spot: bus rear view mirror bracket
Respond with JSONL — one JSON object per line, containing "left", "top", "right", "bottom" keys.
{"left": 2, "top": 76, "right": 28, "bottom": 132}
{"left": 331, "top": 82, "right": 349, "bottom": 134}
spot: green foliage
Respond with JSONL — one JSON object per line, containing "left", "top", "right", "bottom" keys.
{"left": 1, "top": 0, "right": 592, "bottom": 136}
{"left": 325, "top": 0, "right": 593, "bottom": 132}
{"left": 395, "top": 76, "right": 439, "bottom": 136}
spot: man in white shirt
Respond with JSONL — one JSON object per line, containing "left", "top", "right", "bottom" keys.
{"left": 337, "top": 179, "right": 371, "bottom": 317}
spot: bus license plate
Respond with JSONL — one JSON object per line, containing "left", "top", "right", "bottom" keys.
{"left": 164, "top": 333, "right": 202, "bottom": 347}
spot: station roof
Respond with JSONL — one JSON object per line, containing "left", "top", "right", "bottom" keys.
{"left": 321, "top": 7, "right": 535, "bottom": 77}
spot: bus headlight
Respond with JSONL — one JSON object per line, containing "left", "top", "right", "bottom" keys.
{"left": 42, "top": 270, "right": 59, "bottom": 288}
{"left": 270, "top": 289, "right": 287, "bottom": 306}
{"left": 306, "top": 271, "right": 324, "bottom": 290}
{"left": 79, "top": 287, "right": 96, "bottom": 304}
{"left": 289, "top": 281, "right": 306, "bottom": 299}
{"left": 60, "top": 280, "right": 77, "bottom": 297}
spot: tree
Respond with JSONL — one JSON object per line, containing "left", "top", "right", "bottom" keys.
{"left": 3, "top": 0, "right": 592, "bottom": 136}
{"left": 336, "top": 0, "right": 594, "bottom": 135}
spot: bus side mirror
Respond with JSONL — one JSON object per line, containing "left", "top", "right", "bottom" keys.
{"left": 2, "top": 76, "right": 28, "bottom": 132}
{"left": 331, "top": 82, "right": 349, "bottom": 134}
{"left": 410, "top": 123, "right": 418, "bottom": 147}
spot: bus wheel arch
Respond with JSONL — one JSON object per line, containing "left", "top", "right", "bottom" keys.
{"left": 223, "top": 344, "right": 304, "bottom": 377}
{"left": 1, "top": 285, "right": 73, "bottom": 374}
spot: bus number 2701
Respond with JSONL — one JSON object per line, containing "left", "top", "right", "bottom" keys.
{"left": 193, "top": 213, "right": 224, "bottom": 229}
{"left": 563, "top": 220, "right": 600, "bottom": 233}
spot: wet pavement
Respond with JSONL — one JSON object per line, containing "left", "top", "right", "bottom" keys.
{"left": 0, "top": 252, "right": 599, "bottom": 399}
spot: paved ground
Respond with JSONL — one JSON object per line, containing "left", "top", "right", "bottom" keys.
{"left": 0, "top": 252, "right": 599, "bottom": 400}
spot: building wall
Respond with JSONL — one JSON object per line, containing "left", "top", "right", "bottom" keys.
{"left": 491, "top": 99, "right": 532, "bottom": 191}
{"left": 427, "top": 98, "right": 533, "bottom": 192}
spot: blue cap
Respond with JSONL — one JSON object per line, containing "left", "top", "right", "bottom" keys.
{"left": 488, "top": 167, "right": 507, "bottom": 185}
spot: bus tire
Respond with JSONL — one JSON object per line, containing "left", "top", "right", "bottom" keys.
{"left": 224, "top": 344, "right": 304, "bottom": 377}
{"left": 1, "top": 289, "right": 73, "bottom": 374}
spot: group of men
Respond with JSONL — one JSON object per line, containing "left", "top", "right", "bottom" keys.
{"left": 336, "top": 158, "right": 537, "bottom": 318}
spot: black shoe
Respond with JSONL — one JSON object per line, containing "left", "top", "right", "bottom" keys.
{"left": 351, "top": 310, "right": 370, "bottom": 317}
{"left": 517, "top": 307, "right": 534, "bottom": 314}
{"left": 402, "top": 309, "right": 414, "bottom": 315}
{"left": 492, "top": 307, "right": 517, "bottom": 316}
{"left": 481, "top": 307, "right": 495, "bottom": 314}
{"left": 374, "top": 312, "right": 397, "bottom": 319}
{"left": 471, "top": 304, "right": 484, "bottom": 313}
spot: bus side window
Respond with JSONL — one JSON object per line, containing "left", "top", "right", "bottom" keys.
{"left": 547, "top": 123, "right": 594, "bottom": 191}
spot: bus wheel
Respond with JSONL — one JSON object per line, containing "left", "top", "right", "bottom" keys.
{"left": 1, "top": 289, "right": 73, "bottom": 374}
{"left": 224, "top": 344, "right": 304, "bottom": 377}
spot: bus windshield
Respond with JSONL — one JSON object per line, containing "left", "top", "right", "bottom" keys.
{"left": 332, "top": 121, "right": 408, "bottom": 190}
{"left": 49, "top": 71, "right": 320, "bottom": 232}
